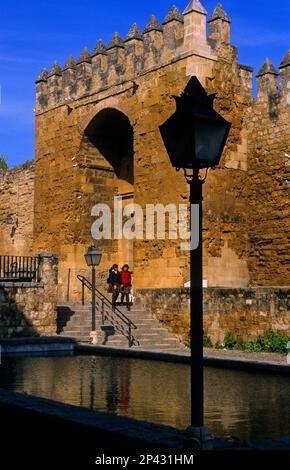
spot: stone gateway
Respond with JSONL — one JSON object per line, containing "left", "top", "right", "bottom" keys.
{"left": 0, "top": 1, "right": 289, "bottom": 341}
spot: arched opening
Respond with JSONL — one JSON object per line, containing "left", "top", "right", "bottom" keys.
{"left": 85, "top": 108, "right": 134, "bottom": 194}
{"left": 84, "top": 108, "right": 134, "bottom": 268}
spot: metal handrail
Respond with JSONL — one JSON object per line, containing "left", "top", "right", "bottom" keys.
{"left": 77, "top": 275, "right": 138, "bottom": 347}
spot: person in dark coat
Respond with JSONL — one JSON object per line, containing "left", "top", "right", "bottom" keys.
{"left": 120, "top": 264, "right": 132, "bottom": 311}
{"left": 108, "top": 264, "right": 121, "bottom": 308}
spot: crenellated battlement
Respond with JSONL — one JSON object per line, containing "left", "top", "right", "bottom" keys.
{"left": 254, "top": 52, "right": 290, "bottom": 114}
{"left": 35, "top": 1, "right": 234, "bottom": 113}
{"left": 35, "top": 1, "right": 290, "bottom": 115}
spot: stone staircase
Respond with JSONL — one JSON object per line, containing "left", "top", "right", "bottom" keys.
{"left": 56, "top": 301, "right": 187, "bottom": 352}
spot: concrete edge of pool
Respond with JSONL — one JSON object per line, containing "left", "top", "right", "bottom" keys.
{"left": 0, "top": 336, "right": 76, "bottom": 354}
{"left": 1, "top": 337, "right": 289, "bottom": 375}
{"left": 76, "top": 344, "right": 290, "bottom": 375}
{"left": 0, "top": 387, "right": 203, "bottom": 451}
{"left": 1, "top": 387, "right": 290, "bottom": 452}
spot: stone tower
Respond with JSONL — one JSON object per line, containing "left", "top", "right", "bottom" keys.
{"left": 32, "top": 1, "right": 289, "bottom": 300}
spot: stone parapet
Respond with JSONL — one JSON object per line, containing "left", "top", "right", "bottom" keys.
{"left": 137, "top": 287, "right": 290, "bottom": 344}
{"left": 35, "top": 2, "right": 221, "bottom": 114}
{"left": 0, "top": 253, "right": 59, "bottom": 338}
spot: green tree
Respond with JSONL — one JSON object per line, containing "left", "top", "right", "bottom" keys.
{"left": 0, "top": 154, "right": 8, "bottom": 170}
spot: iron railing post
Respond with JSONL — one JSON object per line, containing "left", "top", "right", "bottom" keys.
{"left": 82, "top": 281, "right": 85, "bottom": 306}
{"left": 76, "top": 274, "right": 137, "bottom": 345}
{"left": 129, "top": 322, "right": 132, "bottom": 347}
{"left": 101, "top": 299, "right": 105, "bottom": 325}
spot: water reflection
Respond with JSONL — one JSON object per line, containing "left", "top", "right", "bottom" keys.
{"left": 0, "top": 354, "right": 290, "bottom": 443}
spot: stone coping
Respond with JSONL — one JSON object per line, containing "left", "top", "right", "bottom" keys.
{"left": 76, "top": 344, "right": 290, "bottom": 374}
{"left": 138, "top": 286, "right": 290, "bottom": 292}
{"left": 0, "top": 282, "right": 44, "bottom": 288}
{"left": 0, "top": 384, "right": 289, "bottom": 451}
{"left": 0, "top": 388, "right": 186, "bottom": 451}
{"left": 0, "top": 336, "right": 76, "bottom": 345}
{"left": 0, "top": 336, "right": 76, "bottom": 355}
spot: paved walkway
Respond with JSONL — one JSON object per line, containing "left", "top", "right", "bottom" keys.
{"left": 204, "top": 347, "right": 287, "bottom": 365}
{"left": 77, "top": 343, "right": 290, "bottom": 374}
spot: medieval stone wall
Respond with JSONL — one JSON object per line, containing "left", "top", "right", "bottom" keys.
{"left": 0, "top": 254, "right": 58, "bottom": 337}
{"left": 246, "top": 58, "right": 290, "bottom": 286}
{"left": 137, "top": 287, "right": 290, "bottom": 344}
{"left": 33, "top": 1, "right": 259, "bottom": 298}
{"left": 0, "top": 161, "right": 34, "bottom": 256}
{"left": 0, "top": 1, "right": 288, "bottom": 305}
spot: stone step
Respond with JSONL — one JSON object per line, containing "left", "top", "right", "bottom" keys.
{"left": 61, "top": 324, "right": 169, "bottom": 335}
{"left": 57, "top": 301, "right": 185, "bottom": 352}
{"left": 61, "top": 328, "right": 178, "bottom": 342}
{"left": 60, "top": 331, "right": 181, "bottom": 345}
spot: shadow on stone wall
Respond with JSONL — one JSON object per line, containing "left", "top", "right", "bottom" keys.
{"left": 0, "top": 253, "right": 59, "bottom": 338}
{"left": 0, "top": 287, "right": 39, "bottom": 337}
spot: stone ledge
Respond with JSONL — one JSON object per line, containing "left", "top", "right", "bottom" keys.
{"left": 76, "top": 344, "right": 290, "bottom": 375}
{"left": 0, "top": 282, "right": 44, "bottom": 288}
{"left": 0, "top": 336, "right": 76, "bottom": 355}
{"left": 0, "top": 388, "right": 185, "bottom": 451}
{"left": 138, "top": 287, "right": 290, "bottom": 293}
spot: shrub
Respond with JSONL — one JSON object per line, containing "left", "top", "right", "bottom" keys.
{"left": 224, "top": 331, "right": 237, "bottom": 350}
{"left": 245, "top": 329, "right": 290, "bottom": 354}
{"left": 203, "top": 331, "right": 213, "bottom": 348}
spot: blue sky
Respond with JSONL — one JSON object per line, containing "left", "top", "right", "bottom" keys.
{"left": 0, "top": 0, "right": 289, "bottom": 167}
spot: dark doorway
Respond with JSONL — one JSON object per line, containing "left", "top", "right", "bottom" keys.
{"left": 85, "top": 108, "right": 134, "bottom": 186}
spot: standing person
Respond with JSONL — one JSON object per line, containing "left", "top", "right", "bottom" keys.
{"left": 120, "top": 264, "right": 132, "bottom": 311}
{"left": 108, "top": 264, "right": 121, "bottom": 309}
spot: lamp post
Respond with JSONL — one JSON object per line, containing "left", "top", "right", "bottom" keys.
{"left": 159, "top": 77, "right": 231, "bottom": 449}
{"left": 84, "top": 244, "right": 102, "bottom": 340}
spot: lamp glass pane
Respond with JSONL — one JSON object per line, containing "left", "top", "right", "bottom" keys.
{"left": 91, "top": 252, "right": 102, "bottom": 266}
{"left": 84, "top": 253, "right": 93, "bottom": 266}
{"left": 194, "top": 117, "right": 229, "bottom": 167}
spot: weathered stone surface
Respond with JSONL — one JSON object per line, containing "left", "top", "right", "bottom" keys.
{"left": 107, "top": 32, "right": 124, "bottom": 49}
{"left": 0, "top": 254, "right": 58, "bottom": 337}
{"left": 183, "top": 0, "right": 207, "bottom": 15}
{"left": 76, "top": 48, "right": 91, "bottom": 64}
{"left": 137, "top": 287, "right": 290, "bottom": 344}
{"left": 125, "top": 23, "right": 143, "bottom": 42}
{"left": 0, "top": 4, "right": 288, "bottom": 309}
{"left": 163, "top": 6, "right": 184, "bottom": 25}
{"left": 91, "top": 39, "right": 107, "bottom": 56}
{"left": 279, "top": 49, "right": 290, "bottom": 69}
{"left": 256, "top": 58, "right": 278, "bottom": 77}
{"left": 48, "top": 61, "right": 62, "bottom": 77}
{"left": 63, "top": 55, "right": 76, "bottom": 71}
{"left": 208, "top": 3, "right": 231, "bottom": 23}
{"left": 0, "top": 161, "right": 34, "bottom": 256}
{"left": 35, "top": 68, "right": 49, "bottom": 83}
{"left": 143, "top": 15, "right": 163, "bottom": 33}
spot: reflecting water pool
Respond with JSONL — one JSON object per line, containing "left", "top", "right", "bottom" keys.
{"left": 0, "top": 354, "right": 290, "bottom": 443}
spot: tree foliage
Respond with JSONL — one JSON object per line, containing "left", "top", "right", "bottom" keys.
{"left": 0, "top": 154, "right": 8, "bottom": 170}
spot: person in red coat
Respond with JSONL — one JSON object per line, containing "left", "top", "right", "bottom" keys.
{"left": 120, "top": 264, "right": 132, "bottom": 311}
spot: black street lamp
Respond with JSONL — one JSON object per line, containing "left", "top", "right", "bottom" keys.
{"left": 159, "top": 77, "right": 231, "bottom": 449}
{"left": 84, "top": 244, "right": 102, "bottom": 332}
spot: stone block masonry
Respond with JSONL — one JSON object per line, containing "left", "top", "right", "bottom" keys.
{"left": 0, "top": 160, "right": 34, "bottom": 256}
{"left": 137, "top": 287, "right": 290, "bottom": 345}
{"left": 0, "top": 253, "right": 59, "bottom": 337}
{"left": 31, "top": 1, "right": 289, "bottom": 297}
{"left": 0, "top": 0, "right": 288, "bottom": 315}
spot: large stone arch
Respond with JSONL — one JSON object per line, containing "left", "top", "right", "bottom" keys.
{"left": 79, "top": 98, "right": 135, "bottom": 136}
{"left": 77, "top": 106, "right": 135, "bottom": 274}
{"left": 84, "top": 107, "right": 134, "bottom": 191}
